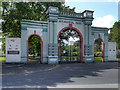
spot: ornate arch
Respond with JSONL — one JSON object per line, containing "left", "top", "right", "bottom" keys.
{"left": 27, "top": 34, "right": 43, "bottom": 63}
{"left": 57, "top": 24, "right": 83, "bottom": 63}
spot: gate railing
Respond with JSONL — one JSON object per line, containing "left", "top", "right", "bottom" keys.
{"left": 58, "top": 41, "right": 81, "bottom": 63}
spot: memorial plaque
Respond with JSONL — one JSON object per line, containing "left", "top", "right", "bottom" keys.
{"left": 108, "top": 42, "right": 116, "bottom": 61}
{"left": 8, "top": 51, "right": 19, "bottom": 54}
{"left": 6, "top": 38, "right": 21, "bottom": 62}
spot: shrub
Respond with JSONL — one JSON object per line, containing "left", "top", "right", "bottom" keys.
{"left": 94, "top": 52, "right": 102, "bottom": 57}
{"left": 117, "top": 50, "right": 120, "bottom": 58}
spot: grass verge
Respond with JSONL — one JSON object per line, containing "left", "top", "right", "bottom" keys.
{"left": 29, "top": 57, "right": 38, "bottom": 60}
{"left": 0, "top": 57, "right": 6, "bottom": 62}
{"left": 94, "top": 57, "right": 102, "bottom": 62}
{"left": 116, "top": 58, "right": 120, "bottom": 61}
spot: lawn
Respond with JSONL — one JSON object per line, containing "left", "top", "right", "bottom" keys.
{"left": 0, "top": 57, "right": 6, "bottom": 62}
{"left": 116, "top": 58, "right": 120, "bottom": 61}
{"left": 0, "top": 57, "right": 38, "bottom": 62}
{"left": 0, "top": 57, "right": 39, "bottom": 62}
{"left": 29, "top": 57, "right": 38, "bottom": 60}
{"left": 95, "top": 57, "right": 120, "bottom": 62}
{"left": 0, "top": 56, "right": 119, "bottom": 62}
{"left": 94, "top": 57, "right": 102, "bottom": 62}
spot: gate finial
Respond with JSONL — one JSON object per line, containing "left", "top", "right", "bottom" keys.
{"left": 34, "top": 30, "right": 36, "bottom": 34}
{"left": 69, "top": 24, "right": 72, "bottom": 28}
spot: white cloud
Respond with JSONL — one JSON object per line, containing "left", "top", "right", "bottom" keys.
{"left": 92, "top": 15, "right": 116, "bottom": 28}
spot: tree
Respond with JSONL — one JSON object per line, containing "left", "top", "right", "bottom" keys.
{"left": 108, "top": 21, "right": 120, "bottom": 50}
{"left": 94, "top": 38, "right": 102, "bottom": 52}
{"left": 1, "top": 2, "right": 75, "bottom": 55}
{"left": 28, "top": 35, "right": 41, "bottom": 57}
{"left": 59, "top": 29, "right": 79, "bottom": 42}
{"left": 2, "top": 2, "right": 75, "bottom": 38}
{"left": 108, "top": 21, "right": 120, "bottom": 58}
{"left": 2, "top": 2, "right": 44, "bottom": 37}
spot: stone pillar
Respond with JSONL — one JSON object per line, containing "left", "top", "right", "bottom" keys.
{"left": 21, "top": 25, "right": 27, "bottom": 63}
{"left": 49, "top": 22, "right": 53, "bottom": 44}
{"left": 84, "top": 25, "right": 94, "bottom": 63}
{"left": 48, "top": 21, "right": 58, "bottom": 64}
{"left": 104, "top": 32, "right": 108, "bottom": 61}
{"left": 88, "top": 26, "right": 94, "bottom": 61}
{"left": 91, "top": 32, "right": 95, "bottom": 61}
{"left": 46, "top": 6, "right": 59, "bottom": 64}
{"left": 84, "top": 25, "right": 89, "bottom": 56}
{"left": 82, "top": 10, "right": 94, "bottom": 63}
{"left": 42, "top": 28, "right": 48, "bottom": 64}
{"left": 54, "top": 22, "right": 58, "bottom": 44}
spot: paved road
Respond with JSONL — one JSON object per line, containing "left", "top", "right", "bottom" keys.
{"left": 2, "top": 62, "right": 119, "bottom": 89}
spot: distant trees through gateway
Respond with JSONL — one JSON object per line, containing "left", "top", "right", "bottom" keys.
{"left": 28, "top": 35, "right": 41, "bottom": 61}
{"left": 58, "top": 29, "right": 81, "bottom": 63}
{"left": 94, "top": 38, "right": 103, "bottom": 62}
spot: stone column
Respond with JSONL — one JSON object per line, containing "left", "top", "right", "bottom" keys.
{"left": 84, "top": 25, "right": 89, "bottom": 56}
{"left": 21, "top": 25, "right": 27, "bottom": 63}
{"left": 54, "top": 22, "right": 58, "bottom": 44}
{"left": 104, "top": 32, "right": 108, "bottom": 61}
{"left": 49, "top": 22, "right": 53, "bottom": 44}
{"left": 91, "top": 30, "right": 95, "bottom": 61}
{"left": 42, "top": 28, "right": 48, "bottom": 64}
{"left": 46, "top": 6, "right": 59, "bottom": 64}
{"left": 88, "top": 26, "right": 94, "bottom": 61}
{"left": 84, "top": 25, "right": 94, "bottom": 63}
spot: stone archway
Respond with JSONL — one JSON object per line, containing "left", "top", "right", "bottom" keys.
{"left": 57, "top": 24, "right": 83, "bottom": 63}
{"left": 27, "top": 34, "right": 43, "bottom": 63}
{"left": 20, "top": 6, "right": 109, "bottom": 64}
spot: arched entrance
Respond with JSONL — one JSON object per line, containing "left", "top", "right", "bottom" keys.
{"left": 57, "top": 25, "right": 83, "bottom": 63}
{"left": 94, "top": 38, "right": 104, "bottom": 62}
{"left": 27, "top": 34, "right": 43, "bottom": 63}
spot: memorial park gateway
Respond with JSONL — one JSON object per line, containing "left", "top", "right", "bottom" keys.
{"left": 6, "top": 6, "right": 116, "bottom": 64}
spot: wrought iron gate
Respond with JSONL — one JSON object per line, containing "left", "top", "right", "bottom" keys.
{"left": 58, "top": 41, "right": 80, "bottom": 63}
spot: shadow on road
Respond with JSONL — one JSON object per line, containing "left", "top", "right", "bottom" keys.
{"left": 2, "top": 62, "right": 118, "bottom": 89}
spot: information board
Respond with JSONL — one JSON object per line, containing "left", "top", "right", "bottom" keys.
{"left": 108, "top": 42, "right": 116, "bottom": 61}
{"left": 6, "top": 38, "right": 21, "bottom": 62}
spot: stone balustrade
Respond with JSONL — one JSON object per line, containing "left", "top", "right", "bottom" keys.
{"left": 59, "top": 11, "right": 83, "bottom": 18}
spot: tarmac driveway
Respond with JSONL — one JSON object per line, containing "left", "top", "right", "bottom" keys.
{"left": 2, "top": 62, "right": 119, "bottom": 89}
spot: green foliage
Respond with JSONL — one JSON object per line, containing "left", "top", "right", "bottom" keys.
{"left": 108, "top": 21, "right": 120, "bottom": 50}
{"left": 58, "top": 27, "right": 80, "bottom": 57}
{"left": 94, "top": 38, "right": 102, "bottom": 52}
{"left": 94, "top": 52, "right": 102, "bottom": 57}
{"left": 108, "top": 21, "right": 120, "bottom": 58}
{"left": 28, "top": 35, "right": 41, "bottom": 57}
{"left": 94, "top": 38, "right": 102, "bottom": 57}
{"left": 2, "top": 37, "right": 5, "bottom": 55}
{"left": 0, "top": 57, "right": 6, "bottom": 62}
{"left": 116, "top": 58, "right": 120, "bottom": 61}
{"left": 117, "top": 50, "right": 120, "bottom": 58}
{"left": 58, "top": 29, "right": 80, "bottom": 58}
{"left": 94, "top": 57, "right": 102, "bottom": 62}
{"left": 1, "top": 2, "right": 75, "bottom": 55}
{"left": 2, "top": 2, "right": 75, "bottom": 38}
{"left": 59, "top": 29, "right": 79, "bottom": 42}
{"left": 29, "top": 57, "right": 37, "bottom": 60}
{"left": 60, "top": 42, "right": 80, "bottom": 56}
